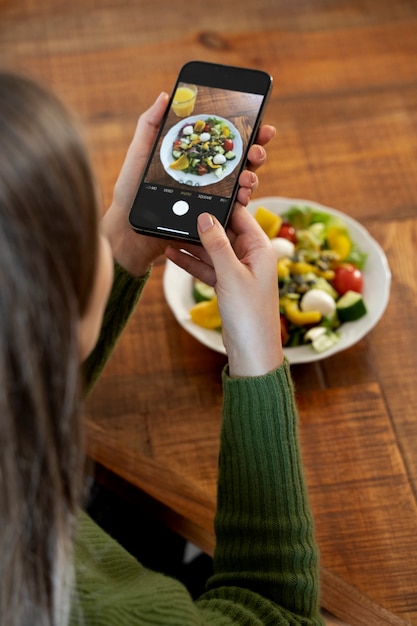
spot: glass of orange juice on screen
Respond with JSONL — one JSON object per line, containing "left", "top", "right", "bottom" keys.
{"left": 172, "top": 83, "right": 198, "bottom": 117}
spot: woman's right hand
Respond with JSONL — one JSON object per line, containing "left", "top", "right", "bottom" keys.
{"left": 166, "top": 205, "right": 284, "bottom": 378}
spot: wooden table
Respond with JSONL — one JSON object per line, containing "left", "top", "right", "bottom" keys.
{"left": 2, "top": 1, "right": 417, "bottom": 624}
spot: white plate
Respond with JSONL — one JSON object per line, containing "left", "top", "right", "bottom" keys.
{"left": 160, "top": 114, "right": 243, "bottom": 187}
{"left": 163, "top": 197, "right": 391, "bottom": 364}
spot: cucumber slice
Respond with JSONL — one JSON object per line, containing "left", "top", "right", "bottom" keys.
{"left": 193, "top": 279, "right": 216, "bottom": 303}
{"left": 304, "top": 326, "right": 327, "bottom": 343}
{"left": 311, "top": 331, "right": 340, "bottom": 353}
{"left": 336, "top": 290, "right": 367, "bottom": 322}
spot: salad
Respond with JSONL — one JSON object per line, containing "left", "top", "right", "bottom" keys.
{"left": 189, "top": 204, "right": 369, "bottom": 354}
{"left": 169, "top": 117, "right": 236, "bottom": 178}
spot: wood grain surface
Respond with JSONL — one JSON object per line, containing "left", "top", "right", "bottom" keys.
{"left": 2, "top": 1, "right": 417, "bottom": 624}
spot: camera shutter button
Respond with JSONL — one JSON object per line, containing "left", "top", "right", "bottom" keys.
{"left": 172, "top": 200, "right": 189, "bottom": 216}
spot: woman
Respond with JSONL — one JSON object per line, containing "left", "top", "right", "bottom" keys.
{"left": 0, "top": 71, "right": 323, "bottom": 625}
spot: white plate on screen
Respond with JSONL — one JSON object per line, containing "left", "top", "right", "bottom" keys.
{"left": 160, "top": 114, "right": 243, "bottom": 187}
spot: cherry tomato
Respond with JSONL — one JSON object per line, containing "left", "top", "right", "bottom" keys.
{"left": 223, "top": 138, "right": 234, "bottom": 152}
{"left": 333, "top": 263, "right": 363, "bottom": 295}
{"left": 173, "top": 139, "right": 182, "bottom": 149}
{"left": 278, "top": 222, "right": 297, "bottom": 243}
{"left": 196, "top": 163, "right": 209, "bottom": 176}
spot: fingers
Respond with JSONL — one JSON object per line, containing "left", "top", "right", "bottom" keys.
{"left": 237, "top": 169, "right": 258, "bottom": 206}
{"left": 245, "top": 124, "right": 276, "bottom": 174}
{"left": 255, "top": 124, "right": 276, "bottom": 147}
{"left": 236, "top": 126, "right": 275, "bottom": 206}
{"left": 165, "top": 245, "right": 217, "bottom": 287}
{"left": 236, "top": 140, "right": 271, "bottom": 207}
{"left": 245, "top": 144, "right": 267, "bottom": 176}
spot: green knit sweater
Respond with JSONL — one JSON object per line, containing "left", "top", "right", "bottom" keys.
{"left": 71, "top": 264, "right": 324, "bottom": 626}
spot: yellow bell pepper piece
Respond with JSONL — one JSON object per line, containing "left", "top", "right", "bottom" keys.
{"left": 326, "top": 226, "right": 351, "bottom": 260}
{"left": 190, "top": 297, "right": 222, "bottom": 329}
{"left": 289, "top": 261, "right": 335, "bottom": 281}
{"left": 193, "top": 120, "right": 206, "bottom": 132}
{"left": 254, "top": 206, "right": 282, "bottom": 239}
{"left": 279, "top": 295, "right": 293, "bottom": 309}
{"left": 170, "top": 153, "right": 189, "bottom": 170}
{"left": 206, "top": 157, "right": 221, "bottom": 169}
{"left": 284, "top": 300, "right": 322, "bottom": 326}
{"left": 290, "top": 261, "right": 317, "bottom": 274}
{"left": 277, "top": 257, "right": 291, "bottom": 278}
{"left": 316, "top": 268, "right": 335, "bottom": 281}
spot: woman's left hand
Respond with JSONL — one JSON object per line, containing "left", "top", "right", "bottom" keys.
{"left": 102, "top": 92, "right": 276, "bottom": 277}
{"left": 166, "top": 205, "right": 284, "bottom": 377}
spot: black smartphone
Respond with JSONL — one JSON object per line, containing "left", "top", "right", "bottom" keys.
{"left": 128, "top": 60, "right": 273, "bottom": 244}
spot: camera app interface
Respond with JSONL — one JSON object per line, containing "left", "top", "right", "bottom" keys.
{"left": 130, "top": 82, "right": 265, "bottom": 240}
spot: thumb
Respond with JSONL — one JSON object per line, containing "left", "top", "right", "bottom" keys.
{"left": 135, "top": 91, "right": 169, "bottom": 143}
{"left": 113, "top": 92, "right": 169, "bottom": 203}
{"left": 197, "top": 213, "right": 236, "bottom": 272}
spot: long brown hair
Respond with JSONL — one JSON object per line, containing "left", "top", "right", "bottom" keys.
{"left": 0, "top": 72, "right": 99, "bottom": 625}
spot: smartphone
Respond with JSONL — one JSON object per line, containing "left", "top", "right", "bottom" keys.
{"left": 129, "top": 60, "right": 273, "bottom": 243}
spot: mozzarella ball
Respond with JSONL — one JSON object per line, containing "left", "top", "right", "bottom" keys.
{"left": 213, "top": 154, "right": 226, "bottom": 165}
{"left": 300, "top": 289, "right": 336, "bottom": 317}
{"left": 182, "top": 125, "right": 194, "bottom": 135}
{"left": 270, "top": 237, "right": 295, "bottom": 260}
{"left": 199, "top": 132, "right": 211, "bottom": 142}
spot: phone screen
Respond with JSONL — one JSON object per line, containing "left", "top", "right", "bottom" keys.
{"left": 129, "top": 62, "right": 272, "bottom": 243}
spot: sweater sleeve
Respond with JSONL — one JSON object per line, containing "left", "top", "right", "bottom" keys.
{"left": 82, "top": 262, "right": 151, "bottom": 393}
{"left": 196, "top": 360, "right": 323, "bottom": 625}
{"left": 72, "top": 361, "right": 324, "bottom": 625}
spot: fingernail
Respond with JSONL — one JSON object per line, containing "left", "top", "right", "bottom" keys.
{"left": 157, "top": 91, "right": 169, "bottom": 104}
{"left": 255, "top": 145, "right": 266, "bottom": 161}
{"left": 198, "top": 212, "right": 214, "bottom": 233}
